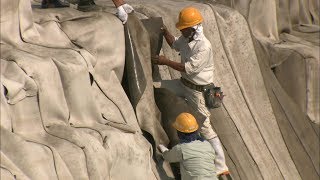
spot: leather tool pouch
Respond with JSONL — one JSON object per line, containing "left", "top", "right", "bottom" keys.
{"left": 203, "top": 84, "right": 225, "bottom": 109}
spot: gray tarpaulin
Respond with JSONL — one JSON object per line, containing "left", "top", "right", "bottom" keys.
{"left": 141, "top": 17, "right": 164, "bottom": 81}
{"left": 123, "top": 21, "right": 146, "bottom": 108}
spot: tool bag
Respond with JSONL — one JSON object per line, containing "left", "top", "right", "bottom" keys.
{"left": 203, "top": 84, "right": 225, "bottom": 109}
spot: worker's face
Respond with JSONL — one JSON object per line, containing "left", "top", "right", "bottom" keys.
{"left": 180, "top": 27, "right": 195, "bottom": 38}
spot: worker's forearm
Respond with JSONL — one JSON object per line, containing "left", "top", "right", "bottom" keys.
{"left": 163, "top": 30, "right": 175, "bottom": 47}
{"left": 163, "top": 58, "right": 185, "bottom": 72}
{"left": 112, "top": 0, "right": 125, "bottom": 7}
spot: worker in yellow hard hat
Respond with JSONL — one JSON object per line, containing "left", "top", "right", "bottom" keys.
{"left": 153, "top": 7, "right": 231, "bottom": 179}
{"left": 158, "top": 113, "right": 218, "bottom": 180}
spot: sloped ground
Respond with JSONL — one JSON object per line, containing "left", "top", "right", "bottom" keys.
{"left": 1, "top": 0, "right": 319, "bottom": 180}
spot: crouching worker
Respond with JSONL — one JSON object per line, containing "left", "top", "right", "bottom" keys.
{"left": 158, "top": 112, "right": 218, "bottom": 180}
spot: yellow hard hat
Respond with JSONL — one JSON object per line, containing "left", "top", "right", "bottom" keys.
{"left": 172, "top": 113, "right": 199, "bottom": 133}
{"left": 176, "top": 7, "right": 203, "bottom": 30}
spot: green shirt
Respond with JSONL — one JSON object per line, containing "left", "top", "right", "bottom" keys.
{"left": 163, "top": 140, "right": 218, "bottom": 180}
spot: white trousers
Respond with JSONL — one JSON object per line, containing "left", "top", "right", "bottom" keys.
{"left": 158, "top": 79, "right": 217, "bottom": 139}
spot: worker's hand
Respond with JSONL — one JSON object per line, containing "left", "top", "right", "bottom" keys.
{"left": 116, "top": 5, "right": 128, "bottom": 24}
{"left": 116, "top": 4, "right": 134, "bottom": 24}
{"left": 122, "top": 3, "right": 134, "bottom": 14}
{"left": 152, "top": 55, "right": 167, "bottom": 65}
{"left": 158, "top": 144, "right": 168, "bottom": 153}
{"left": 160, "top": 25, "right": 169, "bottom": 36}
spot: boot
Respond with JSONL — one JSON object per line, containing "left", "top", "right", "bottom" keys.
{"left": 77, "top": 0, "right": 102, "bottom": 11}
{"left": 41, "top": 0, "right": 69, "bottom": 8}
{"left": 208, "top": 137, "right": 230, "bottom": 175}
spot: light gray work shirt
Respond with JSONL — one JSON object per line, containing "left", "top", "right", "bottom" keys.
{"left": 172, "top": 34, "right": 214, "bottom": 85}
{"left": 163, "top": 140, "right": 217, "bottom": 180}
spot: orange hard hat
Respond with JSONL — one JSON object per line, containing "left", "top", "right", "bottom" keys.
{"left": 172, "top": 112, "right": 199, "bottom": 133}
{"left": 176, "top": 7, "right": 203, "bottom": 30}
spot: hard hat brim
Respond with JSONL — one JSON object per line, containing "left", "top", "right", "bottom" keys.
{"left": 176, "top": 19, "right": 203, "bottom": 30}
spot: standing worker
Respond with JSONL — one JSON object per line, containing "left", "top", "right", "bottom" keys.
{"left": 41, "top": 0, "right": 134, "bottom": 24}
{"left": 158, "top": 112, "right": 218, "bottom": 180}
{"left": 152, "top": 7, "right": 232, "bottom": 179}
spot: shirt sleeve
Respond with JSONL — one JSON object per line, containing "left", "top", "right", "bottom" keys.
{"left": 162, "top": 145, "right": 183, "bottom": 163}
{"left": 185, "top": 47, "right": 210, "bottom": 75}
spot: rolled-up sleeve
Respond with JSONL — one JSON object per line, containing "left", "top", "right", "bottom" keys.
{"left": 163, "top": 145, "right": 183, "bottom": 163}
{"left": 185, "top": 47, "right": 210, "bottom": 75}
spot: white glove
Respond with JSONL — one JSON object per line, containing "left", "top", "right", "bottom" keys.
{"left": 158, "top": 144, "right": 169, "bottom": 153}
{"left": 116, "top": 4, "right": 134, "bottom": 24}
{"left": 122, "top": 3, "right": 134, "bottom": 13}
{"left": 116, "top": 5, "right": 128, "bottom": 24}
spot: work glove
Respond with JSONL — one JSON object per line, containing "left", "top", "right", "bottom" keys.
{"left": 122, "top": 3, "right": 134, "bottom": 13}
{"left": 116, "top": 5, "right": 127, "bottom": 24}
{"left": 158, "top": 144, "right": 169, "bottom": 153}
{"left": 116, "top": 4, "right": 134, "bottom": 24}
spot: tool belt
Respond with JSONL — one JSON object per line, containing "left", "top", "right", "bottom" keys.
{"left": 180, "top": 78, "right": 208, "bottom": 92}
{"left": 181, "top": 78, "right": 225, "bottom": 109}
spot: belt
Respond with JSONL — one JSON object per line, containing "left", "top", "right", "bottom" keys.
{"left": 180, "top": 78, "right": 213, "bottom": 92}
